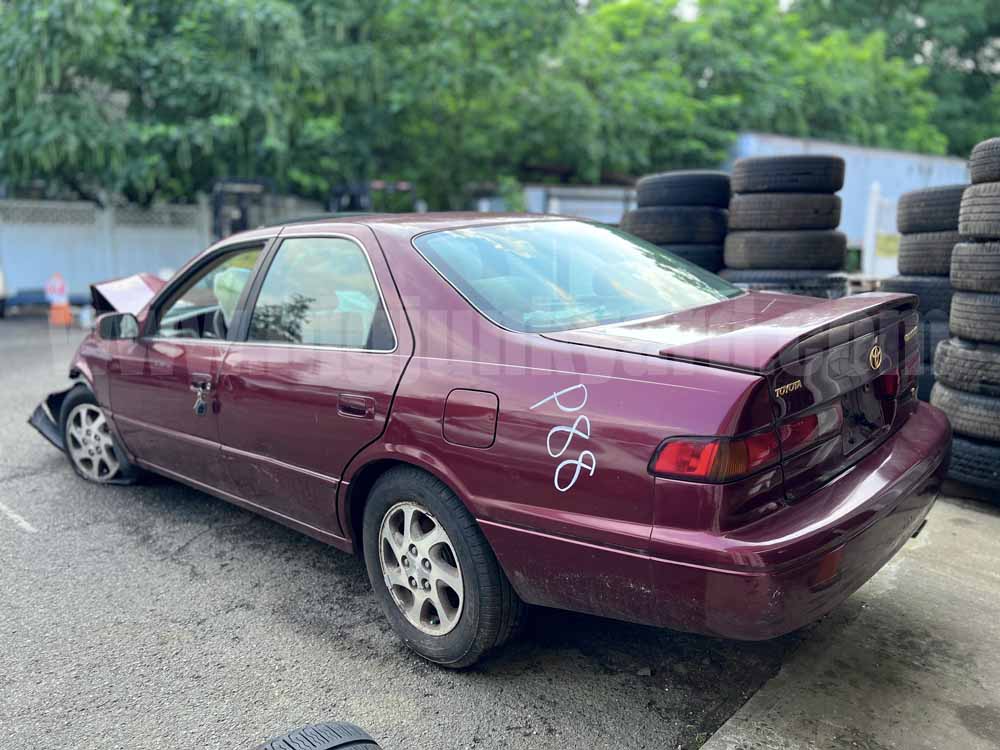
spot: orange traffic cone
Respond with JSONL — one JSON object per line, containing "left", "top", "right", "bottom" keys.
{"left": 49, "top": 302, "right": 73, "bottom": 327}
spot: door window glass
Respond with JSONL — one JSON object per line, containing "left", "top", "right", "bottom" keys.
{"left": 155, "top": 247, "right": 262, "bottom": 339}
{"left": 247, "top": 237, "right": 394, "bottom": 350}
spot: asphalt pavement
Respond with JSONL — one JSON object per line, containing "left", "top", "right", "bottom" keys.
{"left": 0, "top": 318, "right": 795, "bottom": 749}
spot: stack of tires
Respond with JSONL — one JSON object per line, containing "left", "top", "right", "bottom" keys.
{"left": 621, "top": 171, "right": 730, "bottom": 272}
{"left": 881, "top": 184, "right": 966, "bottom": 401}
{"left": 719, "top": 155, "right": 847, "bottom": 298}
{"left": 930, "top": 136, "right": 1000, "bottom": 495}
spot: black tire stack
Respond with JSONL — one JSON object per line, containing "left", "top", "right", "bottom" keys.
{"left": 621, "top": 171, "right": 730, "bottom": 272}
{"left": 719, "top": 155, "right": 847, "bottom": 298}
{"left": 929, "top": 137, "right": 1000, "bottom": 495}
{"left": 881, "top": 184, "right": 966, "bottom": 401}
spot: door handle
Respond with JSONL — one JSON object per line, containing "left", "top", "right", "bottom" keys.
{"left": 338, "top": 394, "right": 375, "bottom": 419}
{"left": 190, "top": 374, "right": 215, "bottom": 417}
{"left": 190, "top": 375, "right": 214, "bottom": 394}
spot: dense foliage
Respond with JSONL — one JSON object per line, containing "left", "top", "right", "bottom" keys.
{"left": 0, "top": 0, "right": 987, "bottom": 208}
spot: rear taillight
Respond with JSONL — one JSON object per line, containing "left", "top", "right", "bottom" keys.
{"left": 651, "top": 403, "right": 845, "bottom": 483}
{"left": 650, "top": 430, "right": 780, "bottom": 483}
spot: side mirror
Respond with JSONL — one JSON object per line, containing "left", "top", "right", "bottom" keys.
{"left": 96, "top": 312, "right": 140, "bottom": 341}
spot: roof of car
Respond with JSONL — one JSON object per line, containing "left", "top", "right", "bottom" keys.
{"left": 277, "top": 211, "right": 566, "bottom": 235}
{"left": 208, "top": 212, "right": 570, "bottom": 256}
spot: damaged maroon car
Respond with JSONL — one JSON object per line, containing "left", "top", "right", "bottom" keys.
{"left": 31, "top": 214, "right": 951, "bottom": 667}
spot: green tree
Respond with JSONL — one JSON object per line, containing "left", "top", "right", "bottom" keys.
{"left": 794, "top": 0, "right": 1000, "bottom": 156}
{"left": 669, "top": 0, "right": 946, "bottom": 153}
{"left": 0, "top": 0, "right": 133, "bottom": 203}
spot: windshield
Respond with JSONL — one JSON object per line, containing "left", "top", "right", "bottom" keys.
{"left": 412, "top": 220, "right": 742, "bottom": 333}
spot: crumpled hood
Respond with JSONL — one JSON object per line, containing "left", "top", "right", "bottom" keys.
{"left": 90, "top": 273, "right": 166, "bottom": 314}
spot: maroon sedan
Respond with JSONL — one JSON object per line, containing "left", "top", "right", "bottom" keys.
{"left": 31, "top": 214, "right": 950, "bottom": 667}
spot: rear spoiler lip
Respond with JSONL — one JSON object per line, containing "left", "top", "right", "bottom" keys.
{"left": 657, "top": 292, "right": 920, "bottom": 375}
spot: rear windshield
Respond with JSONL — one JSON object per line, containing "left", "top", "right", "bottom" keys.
{"left": 412, "top": 220, "right": 742, "bottom": 333}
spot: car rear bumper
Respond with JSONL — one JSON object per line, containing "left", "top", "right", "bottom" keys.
{"left": 649, "top": 402, "right": 951, "bottom": 639}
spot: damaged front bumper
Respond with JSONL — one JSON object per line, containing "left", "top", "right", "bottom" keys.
{"left": 28, "top": 387, "right": 73, "bottom": 452}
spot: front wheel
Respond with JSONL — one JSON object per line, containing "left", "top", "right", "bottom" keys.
{"left": 362, "top": 466, "right": 524, "bottom": 668}
{"left": 59, "top": 385, "right": 139, "bottom": 484}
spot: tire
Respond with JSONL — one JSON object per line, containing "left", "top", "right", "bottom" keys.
{"left": 362, "top": 466, "right": 524, "bottom": 669}
{"left": 59, "top": 384, "right": 139, "bottom": 484}
{"left": 930, "top": 382, "right": 1000, "bottom": 442}
{"left": 896, "top": 185, "right": 965, "bottom": 234}
{"left": 959, "top": 182, "right": 1000, "bottom": 239}
{"left": 950, "top": 291, "right": 1000, "bottom": 343}
{"left": 950, "top": 241, "right": 1000, "bottom": 292}
{"left": 948, "top": 435, "right": 1000, "bottom": 492}
{"left": 658, "top": 243, "right": 724, "bottom": 272}
{"left": 897, "top": 231, "right": 960, "bottom": 276}
{"left": 934, "top": 337, "right": 1000, "bottom": 398}
{"left": 730, "top": 155, "right": 845, "bottom": 194}
{"left": 636, "top": 170, "right": 730, "bottom": 208}
{"left": 0, "top": 299, "right": 6, "bottom": 318}
{"left": 718, "top": 269, "right": 846, "bottom": 298}
{"left": 723, "top": 230, "right": 846, "bottom": 270}
{"left": 620, "top": 206, "right": 727, "bottom": 244}
{"left": 255, "top": 723, "right": 380, "bottom": 750}
{"left": 728, "top": 194, "right": 841, "bottom": 231}
{"left": 879, "top": 275, "right": 952, "bottom": 316}
{"left": 969, "top": 137, "right": 1000, "bottom": 185}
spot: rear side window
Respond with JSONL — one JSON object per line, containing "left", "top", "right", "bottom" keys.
{"left": 247, "top": 237, "right": 395, "bottom": 350}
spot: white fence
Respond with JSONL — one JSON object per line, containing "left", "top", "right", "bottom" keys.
{"left": 0, "top": 195, "right": 323, "bottom": 304}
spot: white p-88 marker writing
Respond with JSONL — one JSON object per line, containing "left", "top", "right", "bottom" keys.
{"left": 530, "top": 384, "right": 597, "bottom": 493}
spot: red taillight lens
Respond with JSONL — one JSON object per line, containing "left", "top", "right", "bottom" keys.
{"left": 652, "top": 438, "right": 721, "bottom": 479}
{"left": 651, "top": 431, "right": 780, "bottom": 483}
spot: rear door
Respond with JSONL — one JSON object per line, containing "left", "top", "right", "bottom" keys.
{"left": 109, "top": 243, "right": 267, "bottom": 489}
{"left": 216, "top": 227, "right": 412, "bottom": 536}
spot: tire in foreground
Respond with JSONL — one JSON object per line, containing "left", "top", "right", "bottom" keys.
{"left": 255, "top": 722, "right": 380, "bottom": 750}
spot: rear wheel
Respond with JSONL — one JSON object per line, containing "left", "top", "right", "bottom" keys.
{"left": 59, "top": 385, "right": 138, "bottom": 484}
{"left": 362, "top": 466, "right": 523, "bottom": 668}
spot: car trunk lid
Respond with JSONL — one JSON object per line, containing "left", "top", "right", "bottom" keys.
{"left": 544, "top": 291, "right": 922, "bottom": 506}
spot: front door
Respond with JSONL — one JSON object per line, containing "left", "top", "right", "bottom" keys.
{"left": 217, "top": 231, "right": 410, "bottom": 535}
{"left": 109, "top": 245, "right": 265, "bottom": 489}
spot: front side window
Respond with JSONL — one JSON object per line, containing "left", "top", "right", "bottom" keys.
{"left": 247, "top": 237, "right": 395, "bottom": 350}
{"left": 411, "top": 220, "right": 742, "bottom": 333}
{"left": 155, "top": 247, "right": 262, "bottom": 339}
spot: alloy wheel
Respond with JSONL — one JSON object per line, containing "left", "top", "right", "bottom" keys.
{"left": 66, "top": 404, "right": 121, "bottom": 482}
{"left": 378, "top": 501, "right": 464, "bottom": 636}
